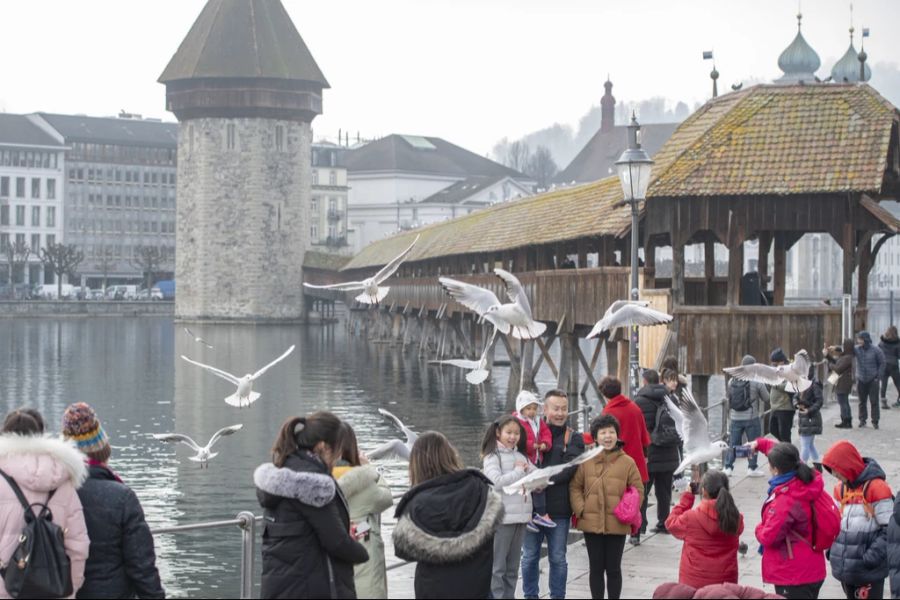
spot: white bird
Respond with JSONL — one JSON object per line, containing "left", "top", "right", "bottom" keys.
{"left": 587, "top": 300, "right": 673, "bottom": 339}
{"left": 368, "top": 408, "right": 418, "bottom": 461}
{"left": 503, "top": 445, "right": 605, "bottom": 495}
{"left": 439, "top": 269, "right": 547, "bottom": 339}
{"left": 430, "top": 330, "right": 497, "bottom": 384}
{"left": 152, "top": 424, "right": 243, "bottom": 468}
{"left": 183, "top": 326, "right": 214, "bottom": 349}
{"left": 723, "top": 349, "right": 812, "bottom": 394}
{"left": 668, "top": 386, "right": 730, "bottom": 475}
{"left": 180, "top": 345, "right": 295, "bottom": 407}
{"left": 302, "top": 234, "right": 419, "bottom": 304}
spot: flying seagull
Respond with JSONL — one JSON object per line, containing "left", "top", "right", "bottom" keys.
{"left": 152, "top": 424, "right": 243, "bottom": 468}
{"left": 723, "top": 349, "right": 812, "bottom": 394}
{"left": 667, "top": 386, "right": 730, "bottom": 475}
{"left": 430, "top": 330, "right": 497, "bottom": 384}
{"left": 183, "top": 327, "right": 214, "bottom": 349}
{"left": 586, "top": 300, "right": 673, "bottom": 339}
{"left": 368, "top": 408, "right": 418, "bottom": 461}
{"left": 180, "top": 345, "right": 295, "bottom": 408}
{"left": 439, "top": 269, "right": 547, "bottom": 339}
{"left": 302, "top": 234, "right": 420, "bottom": 304}
{"left": 503, "top": 445, "right": 606, "bottom": 495}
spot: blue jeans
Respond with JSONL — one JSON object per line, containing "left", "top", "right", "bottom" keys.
{"left": 836, "top": 392, "right": 852, "bottom": 423}
{"left": 799, "top": 434, "right": 819, "bottom": 462}
{"left": 725, "top": 418, "right": 761, "bottom": 470}
{"left": 521, "top": 516, "right": 569, "bottom": 599}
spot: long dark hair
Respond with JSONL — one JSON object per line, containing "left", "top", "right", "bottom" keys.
{"left": 409, "top": 431, "right": 463, "bottom": 487}
{"left": 3, "top": 409, "right": 44, "bottom": 435}
{"left": 767, "top": 442, "right": 814, "bottom": 484}
{"left": 271, "top": 412, "right": 342, "bottom": 468}
{"left": 842, "top": 338, "right": 855, "bottom": 356}
{"left": 703, "top": 470, "right": 740, "bottom": 535}
{"left": 336, "top": 421, "right": 362, "bottom": 467}
{"left": 480, "top": 415, "right": 526, "bottom": 458}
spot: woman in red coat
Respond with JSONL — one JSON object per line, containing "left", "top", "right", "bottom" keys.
{"left": 600, "top": 377, "right": 650, "bottom": 484}
{"left": 666, "top": 470, "right": 744, "bottom": 589}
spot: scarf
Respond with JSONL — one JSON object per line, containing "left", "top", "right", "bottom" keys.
{"left": 88, "top": 458, "right": 123, "bottom": 483}
{"left": 767, "top": 471, "right": 796, "bottom": 496}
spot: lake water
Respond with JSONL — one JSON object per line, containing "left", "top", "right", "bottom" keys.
{"left": 0, "top": 317, "right": 569, "bottom": 598}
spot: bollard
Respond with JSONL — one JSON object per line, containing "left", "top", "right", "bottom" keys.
{"left": 237, "top": 511, "right": 257, "bottom": 599}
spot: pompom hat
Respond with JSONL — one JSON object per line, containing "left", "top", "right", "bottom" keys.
{"left": 62, "top": 402, "right": 111, "bottom": 462}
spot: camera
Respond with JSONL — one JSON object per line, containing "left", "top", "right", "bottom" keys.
{"left": 689, "top": 481, "right": 700, "bottom": 495}
{"left": 734, "top": 444, "right": 753, "bottom": 458}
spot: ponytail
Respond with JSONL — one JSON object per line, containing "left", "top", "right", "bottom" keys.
{"left": 271, "top": 412, "right": 342, "bottom": 468}
{"left": 702, "top": 470, "right": 740, "bottom": 535}
{"left": 480, "top": 415, "right": 527, "bottom": 458}
{"left": 768, "top": 442, "right": 814, "bottom": 483}
{"left": 795, "top": 462, "right": 815, "bottom": 484}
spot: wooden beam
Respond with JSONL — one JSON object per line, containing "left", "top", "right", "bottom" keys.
{"left": 673, "top": 242, "right": 686, "bottom": 306}
{"left": 774, "top": 232, "right": 787, "bottom": 305}
{"left": 575, "top": 343, "right": 602, "bottom": 402}
{"left": 535, "top": 337, "right": 560, "bottom": 379}
{"left": 758, "top": 231, "right": 771, "bottom": 291}
{"left": 842, "top": 223, "right": 854, "bottom": 295}
{"left": 727, "top": 238, "right": 744, "bottom": 306}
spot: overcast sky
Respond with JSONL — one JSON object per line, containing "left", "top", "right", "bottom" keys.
{"left": 1, "top": 0, "right": 898, "bottom": 155}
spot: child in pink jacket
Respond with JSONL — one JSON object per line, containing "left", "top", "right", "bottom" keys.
{"left": 0, "top": 409, "right": 90, "bottom": 599}
{"left": 513, "top": 391, "right": 555, "bottom": 531}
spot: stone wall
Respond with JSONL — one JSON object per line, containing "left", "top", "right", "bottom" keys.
{"left": 0, "top": 301, "right": 173, "bottom": 317}
{"left": 176, "top": 117, "right": 309, "bottom": 320}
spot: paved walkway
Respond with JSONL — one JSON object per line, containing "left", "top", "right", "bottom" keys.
{"left": 388, "top": 389, "right": 900, "bottom": 598}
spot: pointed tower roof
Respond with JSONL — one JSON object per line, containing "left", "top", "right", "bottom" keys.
{"left": 159, "top": 0, "right": 328, "bottom": 86}
{"left": 831, "top": 28, "right": 871, "bottom": 83}
{"left": 776, "top": 13, "right": 821, "bottom": 83}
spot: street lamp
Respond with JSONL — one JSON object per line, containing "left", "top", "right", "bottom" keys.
{"left": 615, "top": 113, "right": 654, "bottom": 396}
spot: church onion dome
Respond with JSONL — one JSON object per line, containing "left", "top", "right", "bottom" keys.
{"left": 776, "top": 13, "right": 821, "bottom": 83}
{"left": 831, "top": 30, "right": 872, "bottom": 83}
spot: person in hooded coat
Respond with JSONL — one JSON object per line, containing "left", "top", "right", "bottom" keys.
{"left": 255, "top": 412, "right": 369, "bottom": 600}
{"left": 822, "top": 440, "right": 893, "bottom": 600}
{"left": 879, "top": 326, "right": 900, "bottom": 409}
{"left": 825, "top": 339, "right": 856, "bottom": 429}
{"left": 793, "top": 370, "right": 824, "bottom": 464}
{"left": 0, "top": 409, "right": 90, "bottom": 599}
{"left": 854, "top": 331, "right": 886, "bottom": 428}
{"left": 393, "top": 431, "right": 503, "bottom": 599}
{"left": 887, "top": 494, "right": 900, "bottom": 599}
{"left": 61, "top": 403, "right": 164, "bottom": 600}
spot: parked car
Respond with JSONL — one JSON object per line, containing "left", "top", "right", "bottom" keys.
{"left": 106, "top": 285, "right": 138, "bottom": 300}
{"left": 39, "top": 283, "right": 75, "bottom": 300}
{"left": 137, "top": 288, "right": 163, "bottom": 301}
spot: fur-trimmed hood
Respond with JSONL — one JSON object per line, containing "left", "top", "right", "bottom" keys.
{"left": 0, "top": 433, "right": 88, "bottom": 492}
{"left": 254, "top": 462, "right": 336, "bottom": 508}
{"left": 393, "top": 469, "right": 503, "bottom": 564}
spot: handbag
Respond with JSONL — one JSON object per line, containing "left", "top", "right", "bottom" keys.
{"left": 613, "top": 486, "right": 643, "bottom": 534}
{"left": 827, "top": 372, "right": 840, "bottom": 386}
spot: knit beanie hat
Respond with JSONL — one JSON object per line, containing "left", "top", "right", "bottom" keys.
{"left": 515, "top": 390, "right": 541, "bottom": 414}
{"left": 769, "top": 347, "right": 788, "bottom": 364}
{"left": 62, "top": 403, "right": 111, "bottom": 463}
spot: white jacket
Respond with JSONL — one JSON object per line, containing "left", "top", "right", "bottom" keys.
{"left": 482, "top": 447, "right": 534, "bottom": 524}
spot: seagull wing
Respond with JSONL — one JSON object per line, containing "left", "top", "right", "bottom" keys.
{"left": 433, "top": 358, "right": 483, "bottom": 370}
{"left": 373, "top": 234, "right": 420, "bottom": 284}
{"left": 251, "top": 345, "right": 296, "bottom": 380}
{"left": 790, "top": 350, "right": 811, "bottom": 378}
{"left": 494, "top": 268, "right": 532, "bottom": 315}
{"left": 208, "top": 424, "right": 244, "bottom": 449}
{"left": 152, "top": 433, "right": 201, "bottom": 452}
{"left": 663, "top": 395, "right": 685, "bottom": 440}
{"left": 606, "top": 300, "right": 649, "bottom": 315}
{"left": 198, "top": 338, "right": 214, "bottom": 349}
{"left": 302, "top": 281, "right": 366, "bottom": 291}
{"left": 597, "top": 304, "right": 673, "bottom": 333}
{"left": 502, "top": 445, "right": 604, "bottom": 494}
{"left": 368, "top": 439, "right": 411, "bottom": 461}
{"left": 439, "top": 277, "right": 501, "bottom": 316}
{"left": 378, "top": 408, "right": 417, "bottom": 445}
{"left": 723, "top": 363, "right": 784, "bottom": 386}
{"left": 183, "top": 327, "right": 196, "bottom": 339}
{"left": 669, "top": 387, "right": 711, "bottom": 456}
{"left": 180, "top": 355, "right": 241, "bottom": 385}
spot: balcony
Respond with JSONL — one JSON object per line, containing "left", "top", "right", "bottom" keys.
{"left": 327, "top": 209, "right": 344, "bottom": 222}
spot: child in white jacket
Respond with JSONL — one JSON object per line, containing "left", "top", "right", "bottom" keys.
{"left": 482, "top": 415, "right": 535, "bottom": 600}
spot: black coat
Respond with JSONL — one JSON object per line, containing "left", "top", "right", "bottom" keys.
{"left": 888, "top": 495, "right": 900, "bottom": 599}
{"left": 255, "top": 451, "right": 369, "bottom": 599}
{"left": 76, "top": 465, "right": 164, "bottom": 599}
{"left": 794, "top": 380, "right": 824, "bottom": 436}
{"left": 881, "top": 336, "right": 900, "bottom": 369}
{"left": 393, "top": 469, "right": 503, "bottom": 599}
{"left": 634, "top": 384, "right": 681, "bottom": 473}
{"left": 542, "top": 423, "right": 585, "bottom": 519}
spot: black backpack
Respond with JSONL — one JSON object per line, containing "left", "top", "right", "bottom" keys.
{"left": 651, "top": 403, "right": 681, "bottom": 447}
{"left": 0, "top": 469, "right": 72, "bottom": 599}
{"left": 729, "top": 379, "right": 753, "bottom": 413}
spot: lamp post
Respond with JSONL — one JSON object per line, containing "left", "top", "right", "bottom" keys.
{"left": 615, "top": 114, "right": 654, "bottom": 396}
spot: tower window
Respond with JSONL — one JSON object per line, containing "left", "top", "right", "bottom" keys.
{"left": 275, "top": 126, "right": 284, "bottom": 151}
{"left": 226, "top": 124, "right": 236, "bottom": 150}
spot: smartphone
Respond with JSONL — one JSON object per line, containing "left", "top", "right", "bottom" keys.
{"left": 689, "top": 482, "right": 699, "bottom": 495}
{"left": 354, "top": 521, "right": 371, "bottom": 538}
{"left": 734, "top": 444, "right": 753, "bottom": 458}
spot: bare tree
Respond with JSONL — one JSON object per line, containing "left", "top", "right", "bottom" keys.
{"left": 131, "top": 246, "right": 163, "bottom": 293}
{"left": 504, "top": 141, "right": 532, "bottom": 174}
{"left": 3, "top": 241, "right": 31, "bottom": 298}
{"left": 94, "top": 246, "right": 117, "bottom": 294}
{"left": 526, "top": 145, "right": 559, "bottom": 190}
{"left": 39, "top": 243, "right": 84, "bottom": 300}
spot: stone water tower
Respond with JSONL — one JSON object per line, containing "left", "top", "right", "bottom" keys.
{"left": 159, "top": 0, "right": 328, "bottom": 320}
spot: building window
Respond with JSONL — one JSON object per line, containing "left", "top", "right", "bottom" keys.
{"left": 46, "top": 234, "right": 55, "bottom": 246}
{"left": 31, "top": 206, "right": 40, "bottom": 227}
{"left": 0, "top": 206, "right": 8, "bottom": 226}
{"left": 15, "top": 206, "right": 25, "bottom": 226}
{"left": 311, "top": 198, "right": 318, "bottom": 212}
{"left": 0, "top": 234, "right": 7, "bottom": 249}
{"left": 47, "top": 179, "right": 56, "bottom": 200}
{"left": 227, "top": 124, "right": 236, "bottom": 150}
{"left": 311, "top": 224, "right": 318, "bottom": 240}
{"left": 15, "top": 234, "right": 25, "bottom": 247}
{"left": 47, "top": 207, "right": 55, "bottom": 228}
{"left": 329, "top": 171, "right": 337, "bottom": 186}
{"left": 31, "top": 234, "right": 40, "bottom": 252}
{"left": 275, "top": 125, "right": 284, "bottom": 151}
{"left": 31, "top": 176, "right": 40, "bottom": 198}
{"left": 0, "top": 177, "right": 8, "bottom": 197}
{"left": 312, "top": 170, "right": 318, "bottom": 185}
{"left": 16, "top": 178, "right": 25, "bottom": 198}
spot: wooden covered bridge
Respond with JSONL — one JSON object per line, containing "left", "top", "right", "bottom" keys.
{"left": 306, "top": 83, "right": 900, "bottom": 404}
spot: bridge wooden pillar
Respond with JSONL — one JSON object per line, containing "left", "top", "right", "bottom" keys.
{"left": 857, "top": 236, "right": 873, "bottom": 332}
{"left": 758, "top": 232, "right": 772, "bottom": 293}
{"left": 774, "top": 232, "right": 787, "bottom": 305}
{"left": 673, "top": 242, "right": 686, "bottom": 307}
{"left": 726, "top": 238, "right": 744, "bottom": 307}
{"left": 704, "top": 239, "right": 715, "bottom": 304}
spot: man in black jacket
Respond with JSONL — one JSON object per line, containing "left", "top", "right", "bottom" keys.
{"left": 633, "top": 370, "right": 681, "bottom": 545}
{"left": 520, "top": 390, "right": 585, "bottom": 600}
{"left": 62, "top": 403, "right": 165, "bottom": 599}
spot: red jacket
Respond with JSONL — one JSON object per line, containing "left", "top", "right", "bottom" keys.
{"left": 665, "top": 491, "right": 744, "bottom": 589}
{"left": 513, "top": 412, "right": 553, "bottom": 465}
{"left": 753, "top": 437, "right": 827, "bottom": 586}
{"left": 602, "top": 394, "right": 650, "bottom": 482}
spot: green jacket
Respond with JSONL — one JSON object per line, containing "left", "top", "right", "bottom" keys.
{"left": 768, "top": 381, "right": 795, "bottom": 412}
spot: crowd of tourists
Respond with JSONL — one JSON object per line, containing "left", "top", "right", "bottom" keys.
{"left": 3, "top": 327, "right": 900, "bottom": 599}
